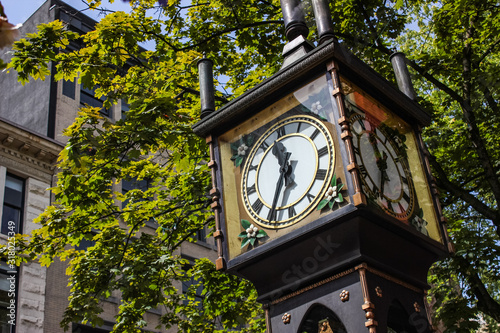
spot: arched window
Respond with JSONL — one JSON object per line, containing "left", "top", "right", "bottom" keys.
{"left": 298, "top": 304, "right": 347, "bottom": 333}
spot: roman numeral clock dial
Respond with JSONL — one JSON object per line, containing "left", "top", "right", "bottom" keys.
{"left": 349, "top": 112, "right": 417, "bottom": 220}
{"left": 240, "top": 115, "right": 335, "bottom": 228}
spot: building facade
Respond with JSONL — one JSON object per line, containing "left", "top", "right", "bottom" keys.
{"left": 0, "top": 1, "right": 217, "bottom": 332}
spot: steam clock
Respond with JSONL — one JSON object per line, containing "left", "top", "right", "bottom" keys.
{"left": 193, "top": 1, "right": 451, "bottom": 332}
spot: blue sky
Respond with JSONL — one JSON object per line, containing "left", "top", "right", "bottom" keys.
{"left": 2, "top": 0, "right": 131, "bottom": 25}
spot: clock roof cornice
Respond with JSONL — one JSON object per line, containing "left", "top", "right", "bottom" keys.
{"left": 193, "top": 39, "right": 431, "bottom": 138}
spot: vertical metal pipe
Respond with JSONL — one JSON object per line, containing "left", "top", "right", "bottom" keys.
{"left": 312, "top": 0, "right": 335, "bottom": 44}
{"left": 280, "top": 0, "right": 309, "bottom": 41}
{"left": 198, "top": 58, "right": 215, "bottom": 119}
{"left": 390, "top": 52, "right": 417, "bottom": 101}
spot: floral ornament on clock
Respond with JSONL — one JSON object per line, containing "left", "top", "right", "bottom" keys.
{"left": 238, "top": 219, "right": 268, "bottom": 249}
{"left": 230, "top": 134, "right": 255, "bottom": 168}
{"left": 317, "top": 175, "right": 344, "bottom": 211}
{"left": 411, "top": 208, "right": 428, "bottom": 236}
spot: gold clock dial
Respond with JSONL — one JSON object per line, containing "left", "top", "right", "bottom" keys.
{"left": 241, "top": 115, "right": 335, "bottom": 228}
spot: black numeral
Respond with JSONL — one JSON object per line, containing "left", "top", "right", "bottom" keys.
{"left": 288, "top": 205, "right": 296, "bottom": 218}
{"left": 359, "top": 165, "right": 368, "bottom": 177}
{"left": 252, "top": 199, "right": 264, "bottom": 214}
{"left": 310, "top": 128, "right": 320, "bottom": 141}
{"left": 247, "top": 184, "right": 257, "bottom": 195}
{"left": 306, "top": 192, "right": 315, "bottom": 203}
{"left": 260, "top": 140, "right": 269, "bottom": 151}
{"left": 277, "top": 126, "right": 286, "bottom": 138}
{"left": 352, "top": 145, "right": 360, "bottom": 156}
{"left": 315, "top": 169, "right": 327, "bottom": 180}
{"left": 398, "top": 202, "right": 407, "bottom": 214}
{"left": 248, "top": 164, "right": 258, "bottom": 172}
{"left": 296, "top": 122, "right": 302, "bottom": 133}
{"left": 318, "top": 146, "right": 328, "bottom": 157}
{"left": 358, "top": 119, "right": 366, "bottom": 131}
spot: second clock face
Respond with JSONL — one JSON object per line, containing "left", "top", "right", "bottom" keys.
{"left": 241, "top": 115, "right": 335, "bottom": 228}
{"left": 349, "top": 112, "right": 416, "bottom": 220}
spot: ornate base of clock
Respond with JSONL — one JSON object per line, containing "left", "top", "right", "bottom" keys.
{"left": 265, "top": 262, "right": 434, "bottom": 333}
{"left": 225, "top": 208, "right": 447, "bottom": 303}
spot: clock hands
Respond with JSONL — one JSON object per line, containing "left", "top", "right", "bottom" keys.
{"left": 368, "top": 132, "right": 390, "bottom": 196}
{"left": 378, "top": 151, "right": 390, "bottom": 195}
{"left": 268, "top": 141, "right": 292, "bottom": 222}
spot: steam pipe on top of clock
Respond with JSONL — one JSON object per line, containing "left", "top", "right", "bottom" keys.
{"left": 198, "top": 57, "right": 216, "bottom": 119}
{"left": 280, "top": 0, "right": 309, "bottom": 41}
{"left": 312, "top": 0, "right": 336, "bottom": 44}
{"left": 390, "top": 52, "right": 417, "bottom": 101}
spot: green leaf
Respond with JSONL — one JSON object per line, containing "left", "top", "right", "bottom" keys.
{"left": 316, "top": 199, "right": 329, "bottom": 211}
{"left": 335, "top": 194, "right": 344, "bottom": 204}
{"left": 240, "top": 237, "right": 251, "bottom": 249}
{"left": 331, "top": 175, "right": 337, "bottom": 187}
{"left": 235, "top": 156, "right": 243, "bottom": 167}
{"left": 256, "top": 229, "right": 267, "bottom": 238}
{"left": 240, "top": 219, "right": 251, "bottom": 229}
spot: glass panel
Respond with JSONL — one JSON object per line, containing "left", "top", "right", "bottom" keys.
{"left": 342, "top": 76, "right": 441, "bottom": 241}
{"left": 1, "top": 206, "right": 20, "bottom": 235}
{"left": 62, "top": 79, "right": 76, "bottom": 99}
{"left": 196, "top": 227, "right": 206, "bottom": 242}
{"left": 3, "top": 187, "right": 22, "bottom": 208}
{"left": 0, "top": 268, "right": 15, "bottom": 333}
{"left": 218, "top": 73, "right": 346, "bottom": 259}
{"left": 80, "top": 86, "right": 109, "bottom": 116}
{"left": 121, "top": 101, "right": 130, "bottom": 120}
{"left": 5, "top": 177, "right": 22, "bottom": 193}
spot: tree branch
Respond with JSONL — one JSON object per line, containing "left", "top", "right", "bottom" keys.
{"left": 455, "top": 256, "right": 500, "bottom": 322}
{"left": 177, "top": 20, "right": 283, "bottom": 52}
{"left": 429, "top": 153, "right": 500, "bottom": 237}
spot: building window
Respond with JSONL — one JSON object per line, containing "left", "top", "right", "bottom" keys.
{"left": 121, "top": 101, "right": 129, "bottom": 120}
{"left": 1, "top": 174, "right": 24, "bottom": 236}
{"left": 121, "top": 178, "right": 150, "bottom": 207}
{"left": 0, "top": 261, "right": 17, "bottom": 333}
{"left": 196, "top": 227, "right": 206, "bottom": 243}
{"left": 62, "top": 79, "right": 76, "bottom": 99}
{"left": 80, "top": 86, "right": 109, "bottom": 117}
{"left": 181, "top": 263, "right": 203, "bottom": 307}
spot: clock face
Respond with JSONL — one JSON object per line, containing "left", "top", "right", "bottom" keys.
{"left": 349, "top": 112, "right": 416, "bottom": 220}
{"left": 241, "top": 115, "right": 335, "bottom": 228}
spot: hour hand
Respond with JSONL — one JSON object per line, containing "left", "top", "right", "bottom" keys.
{"left": 272, "top": 141, "right": 287, "bottom": 167}
{"left": 272, "top": 141, "right": 293, "bottom": 185}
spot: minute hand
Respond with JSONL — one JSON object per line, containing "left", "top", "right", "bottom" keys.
{"left": 268, "top": 148, "right": 291, "bottom": 222}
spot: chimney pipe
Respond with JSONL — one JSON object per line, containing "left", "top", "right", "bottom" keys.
{"left": 312, "top": 0, "right": 335, "bottom": 44}
{"left": 281, "top": 0, "right": 309, "bottom": 41}
{"left": 390, "top": 52, "right": 417, "bottom": 101}
{"left": 198, "top": 58, "right": 216, "bottom": 119}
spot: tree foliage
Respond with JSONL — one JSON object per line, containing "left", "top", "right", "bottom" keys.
{"left": 2, "top": 0, "right": 500, "bottom": 331}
